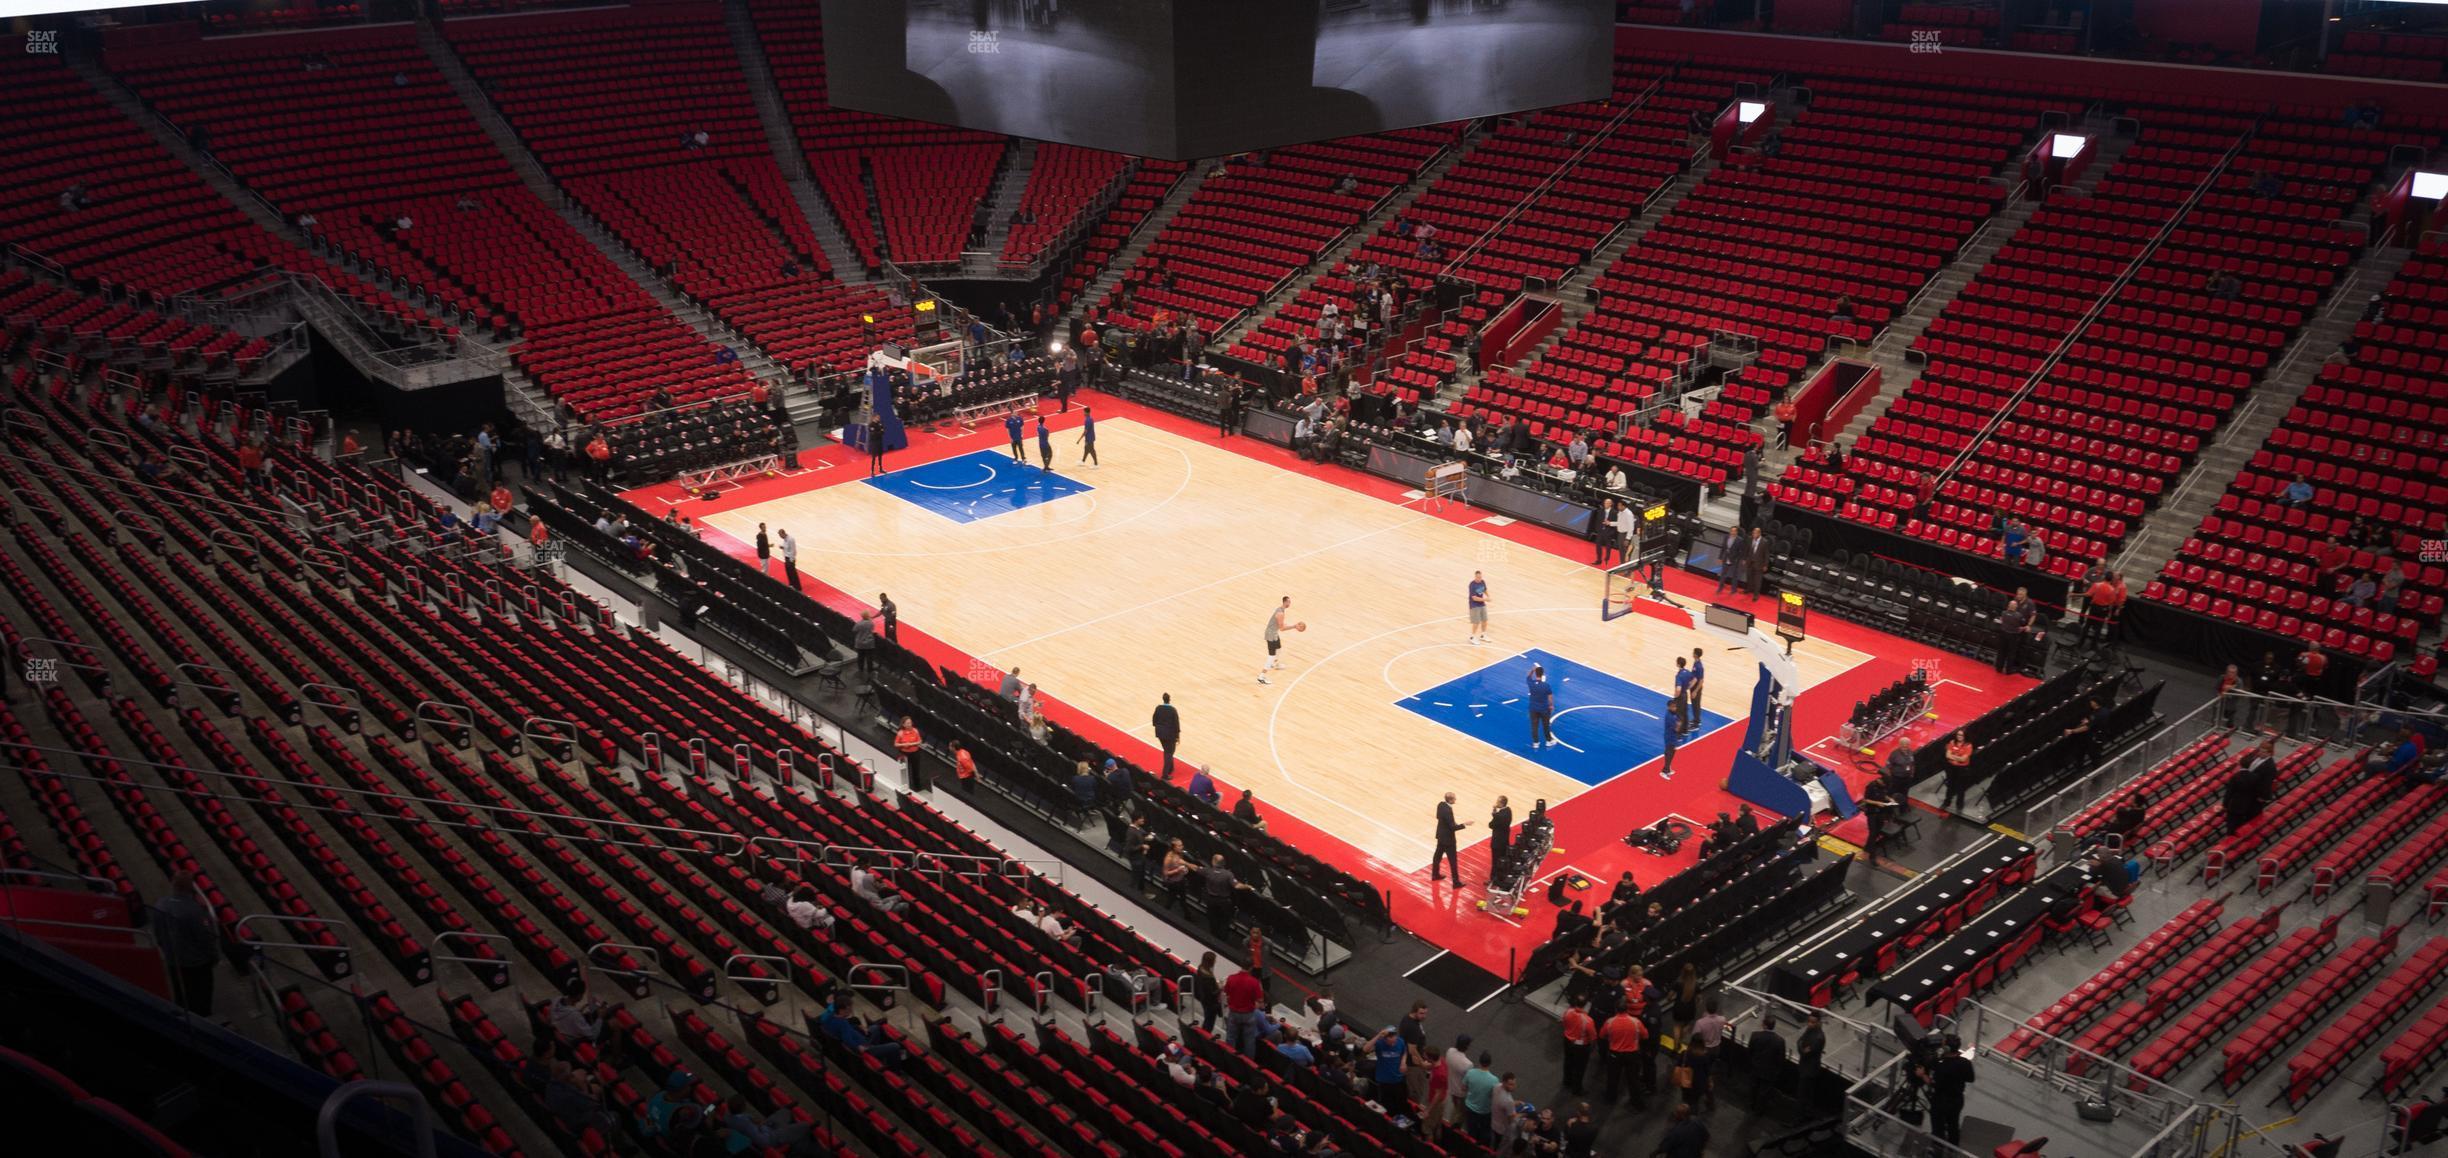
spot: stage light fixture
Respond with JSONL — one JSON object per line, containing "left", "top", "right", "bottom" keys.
{"left": 2413, "top": 171, "right": 2448, "bottom": 201}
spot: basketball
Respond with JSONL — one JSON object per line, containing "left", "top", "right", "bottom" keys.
{"left": 1293, "top": 622, "right": 1308, "bottom": 632}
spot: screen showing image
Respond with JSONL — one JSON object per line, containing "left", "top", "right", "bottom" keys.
{"left": 825, "top": 0, "right": 1610, "bottom": 159}
{"left": 1308, "top": 0, "right": 1608, "bottom": 131}
{"left": 895, "top": 0, "right": 1175, "bottom": 155}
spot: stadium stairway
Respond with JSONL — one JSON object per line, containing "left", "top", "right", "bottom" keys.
{"left": 2113, "top": 241, "right": 2419, "bottom": 582}
{"left": 1208, "top": 121, "right": 1487, "bottom": 352}
{"left": 58, "top": 53, "right": 456, "bottom": 396}
{"left": 724, "top": 0, "right": 869, "bottom": 283}
{"left": 413, "top": 16, "right": 800, "bottom": 402}
{"left": 1059, "top": 167, "right": 1212, "bottom": 336}
{"left": 1732, "top": 118, "right": 2140, "bottom": 531}
{"left": 1427, "top": 149, "right": 1721, "bottom": 415}
{"left": 962, "top": 141, "right": 1037, "bottom": 279}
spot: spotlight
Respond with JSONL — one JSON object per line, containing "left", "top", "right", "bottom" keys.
{"left": 1048, "top": 340, "right": 1066, "bottom": 354}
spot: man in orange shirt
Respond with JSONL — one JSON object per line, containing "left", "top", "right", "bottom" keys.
{"left": 894, "top": 717, "right": 924, "bottom": 790}
{"left": 2084, "top": 570, "right": 2124, "bottom": 643}
{"left": 950, "top": 741, "right": 976, "bottom": 796}
{"left": 1601, "top": 1003, "right": 1648, "bottom": 1107}
{"left": 1772, "top": 397, "right": 1796, "bottom": 449}
{"left": 1560, "top": 995, "right": 1597, "bottom": 1095}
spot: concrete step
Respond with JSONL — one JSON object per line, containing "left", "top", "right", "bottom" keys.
{"left": 1063, "top": 167, "right": 1211, "bottom": 332}
{"left": 972, "top": 139, "right": 1036, "bottom": 263}
{"left": 724, "top": 0, "right": 867, "bottom": 282}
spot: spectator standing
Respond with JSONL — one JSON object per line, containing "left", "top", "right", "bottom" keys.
{"left": 854, "top": 611, "right": 879, "bottom": 677}
{"left": 1994, "top": 587, "right": 2036, "bottom": 673}
{"left": 1600, "top": 1004, "right": 1647, "bottom": 1106}
{"left": 2223, "top": 738, "right": 2280, "bottom": 834}
{"left": 878, "top": 593, "right": 898, "bottom": 643}
{"left": 1488, "top": 796, "right": 1515, "bottom": 884}
{"left": 1561, "top": 1103, "right": 1597, "bottom": 1158}
{"left": 1927, "top": 1035, "right": 1976, "bottom": 1147}
{"left": 1370, "top": 1025, "right": 1411, "bottom": 1109}
{"left": 1460, "top": 1051, "right": 1499, "bottom": 1145}
{"left": 777, "top": 528, "right": 800, "bottom": 591}
{"left": 1224, "top": 958, "right": 1266, "bottom": 1055}
{"left": 1400, "top": 1000, "right": 1434, "bottom": 1110}
{"left": 1940, "top": 730, "right": 1976, "bottom": 811}
{"left": 1489, "top": 1073, "right": 1522, "bottom": 1151}
{"left": 1560, "top": 994, "right": 1597, "bottom": 1094}
{"left": 1201, "top": 855, "right": 1243, "bottom": 938}
{"left": 1657, "top": 1103, "right": 1708, "bottom": 1158}
{"left": 1193, "top": 952, "right": 1222, "bottom": 1034}
{"left": 150, "top": 871, "right": 221, "bottom": 1016}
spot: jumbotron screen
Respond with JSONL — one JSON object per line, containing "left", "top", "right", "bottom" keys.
{"left": 823, "top": 0, "right": 1613, "bottom": 160}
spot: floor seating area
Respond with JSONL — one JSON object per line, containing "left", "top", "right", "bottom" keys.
{"left": 748, "top": 0, "right": 1005, "bottom": 270}
{"left": 1089, "top": 128, "right": 1456, "bottom": 335}
{"left": 1773, "top": 103, "right": 2408, "bottom": 573}
{"left": 2144, "top": 236, "right": 2448, "bottom": 658}
{"left": 444, "top": 1, "right": 907, "bottom": 380}
{"left": 1968, "top": 721, "right": 2448, "bottom": 1131}
{"left": 0, "top": 366, "right": 1274, "bottom": 1156}
{"left": 106, "top": 24, "right": 758, "bottom": 419}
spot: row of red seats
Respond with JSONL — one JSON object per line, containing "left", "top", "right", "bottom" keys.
{"left": 749, "top": 0, "right": 1006, "bottom": 272}
{"left": 444, "top": 3, "right": 911, "bottom": 379}
{"left": 2145, "top": 236, "right": 2448, "bottom": 648}
{"left": 107, "top": 25, "right": 758, "bottom": 418}
{"left": 2126, "top": 914, "right": 2338, "bottom": 1087}
{"left": 2282, "top": 937, "right": 2448, "bottom": 1107}
{"left": 1093, "top": 129, "right": 1455, "bottom": 334}
{"left": 1002, "top": 144, "right": 1130, "bottom": 264}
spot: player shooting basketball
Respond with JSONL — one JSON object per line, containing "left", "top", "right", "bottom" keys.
{"left": 1257, "top": 595, "right": 1306, "bottom": 686}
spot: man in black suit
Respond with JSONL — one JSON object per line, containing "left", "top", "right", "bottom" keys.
{"left": 1487, "top": 796, "right": 1515, "bottom": 887}
{"left": 1746, "top": 1015, "right": 1788, "bottom": 1100}
{"left": 1714, "top": 527, "right": 1748, "bottom": 596}
{"left": 754, "top": 523, "right": 771, "bottom": 576}
{"left": 1926, "top": 1035, "right": 1976, "bottom": 1147}
{"left": 1795, "top": 1011, "right": 1826, "bottom": 1110}
{"left": 2223, "top": 738, "right": 2280, "bottom": 834}
{"left": 1432, "top": 792, "right": 1469, "bottom": 884}
{"left": 1151, "top": 693, "right": 1182, "bottom": 780}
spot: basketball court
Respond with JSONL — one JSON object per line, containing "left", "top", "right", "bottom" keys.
{"left": 625, "top": 395, "right": 2032, "bottom": 976}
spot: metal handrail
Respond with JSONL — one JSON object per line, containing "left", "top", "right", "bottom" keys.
{"left": 234, "top": 912, "right": 354, "bottom": 963}
{"left": 1438, "top": 63, "right": 1682, "bottom": 288}
{"left": 317, "top": 1081, "right": 439, "bottom": 1158}
{"left": 1933, "top": 116, "right": 2268, "bottom": 490}
{"left": 585, "top": 940, "right": 664, "bottom": 980}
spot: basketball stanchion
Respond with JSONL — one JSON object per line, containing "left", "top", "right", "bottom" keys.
{"left": 1499, "top": 948, "right": 1530, "bottom": 1007}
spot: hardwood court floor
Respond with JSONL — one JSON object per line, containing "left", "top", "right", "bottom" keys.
{"left": 700, "top": 417, "right": 1871, "bottom": 871}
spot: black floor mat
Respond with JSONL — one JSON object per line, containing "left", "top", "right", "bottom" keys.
{"left": 1404, "top": 950, "right": 1509, "bottom": 1008}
